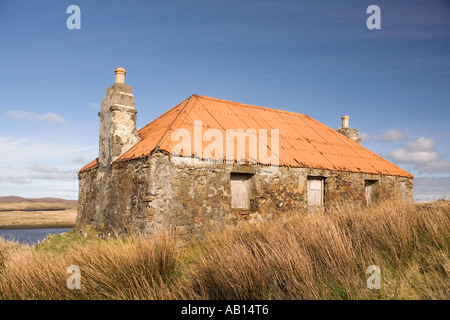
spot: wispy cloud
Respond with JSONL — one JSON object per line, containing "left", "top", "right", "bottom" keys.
{"left": 0, "top": 137, "right": 96, "bottom": 164}
{"left": 72, "top": 154, "right": 87, "bottom": 164}
{"left": 0, "top": 163, "right": 78, "bottom": 185}
{"left": 29, "top": 163, "right": 77, "bottom": 181}
{"left": 380, "top": 129, "right": 406, "bottom": 142}
{"left": 390, "top": 137, "right": 450, "bottom": 173}
{"left": 0, "top": 136, "right": 95, "bottom": 187}
{"left": 360, "top": 129, "right": 406, "bottom": 143}
{"left": 360, "top": 132, "right": 373, "bottom": 143}
{"left": 0, "top": 176, "right": 32, "bottom": 184}
{"left": 6, "top": 110, "right": 65, "bottom": 124}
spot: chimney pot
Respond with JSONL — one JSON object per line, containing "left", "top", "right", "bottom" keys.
{"left": 341, "top": 115, "right": 349, "bottom": 128}
{"left": 114, "top": 67, "right": 126, "bottom": 84}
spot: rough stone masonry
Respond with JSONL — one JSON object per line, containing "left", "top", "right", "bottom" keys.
{"left": 76, "top": 68, "right": 414, "bottom": 242}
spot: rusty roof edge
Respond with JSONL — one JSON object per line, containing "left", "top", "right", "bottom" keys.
{"left": 79, "top": 150, "right": 413, "bottom": 178}
{"left": 236, "top": 102, "right": 300, "bottom": 166}
{"left": 195, "top": 94, "right": 312, "bottom": 118}
{"left": 319, "top": 117, "right": 414, "bottom": 178}
{"left": 79, "top": 158, "right": 98, "bottom": 173}
{"left": 150, "top": 95, "right": 195, "bottom": 155}
{"left": 281, "top": 112, "right": 343, "bottom": 171}
{"left": 114, "top": 95, "right": 194, "bottom": 164}
{"left": 195, "top": 95, "right": 408, "bottom": 175}
{"left": 307, "top": 116, "right": 387, "bottom": 175}
{"left": 274, "top": 111, "right": 336, "bottom": 169}
{"left": 135, "top": 95, "right": 193, "bottom": 138}
{"left": 79, "top": 94, "right": 414, "bottom": 179}
{"left": 141, "top": 147, "right": 414, "bottom": 177}
{"left": 79, "top": 96, "right": 191, "bottom": 171}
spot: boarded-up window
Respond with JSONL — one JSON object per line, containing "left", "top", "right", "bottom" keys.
{"left": 231, "top": 173, "right": 253, "bottom": 209}
{"left": 365, "top": 180, "right": 379, "bottom": 205}
{"left": 307, "top": 177, "right": 324, "bottom": 213}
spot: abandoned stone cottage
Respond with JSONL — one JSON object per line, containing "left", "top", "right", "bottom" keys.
{"left": 76, "top": 68, "right": 414, "bottom": 240}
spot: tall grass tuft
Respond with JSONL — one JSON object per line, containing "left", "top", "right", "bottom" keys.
{"left": 179, "top": 199, "right": 450, "bottom": 300}
{"left": 0, "top": 232, "right": 179, "bottom": 299}
{"left": 0, "top": 238, "right": 8, "bottom": 272}
{"left": 0, "top": 200, "right": 448, "bottom": 300}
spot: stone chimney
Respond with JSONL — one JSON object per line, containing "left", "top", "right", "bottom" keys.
{"left": 336, "top": 115, "right": 361, "bottom": 144}
{"left": 341, "top": 115, "right": 349, "bottom": 129}
{"left": 98, "top": 68, "right": 140, "bottom": 171}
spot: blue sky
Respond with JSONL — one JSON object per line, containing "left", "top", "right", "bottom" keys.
{"left": 0, "top": 0, "right": 449, "bottom": 200}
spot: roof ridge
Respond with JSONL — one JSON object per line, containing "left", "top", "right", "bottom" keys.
{"left": 194, "top": 94, "right": 310, "bottom": 118}
{"left": 80, "top": 94, "right": 413, "bottom": 178}
{"left": 306, "top": 116, "right": 409, "bottom": 176}
{"left": 152, "top": 94, "right": 197, "bottom": 151}
{"left": 292, "top": 114, "right": 378, "bottom": 174}
{"left": 136, "top": 95, "right": 192, "bottom": 138}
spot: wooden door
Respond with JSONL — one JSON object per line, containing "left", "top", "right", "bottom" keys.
{"left": 308, "top": 177, "right": 323, "bottom": 213}
{"left": 365, "top": 180, "right": 378, "bottom": 205}
{"left": 231, "top": 176, "right": 249, "bottom": 209}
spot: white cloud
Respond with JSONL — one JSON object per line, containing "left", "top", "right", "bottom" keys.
{"left": 0, "top": 136, "right": 96, "bottom": 187}
{"left": 417, "top": 160, "right": 450, "bottom": 173}
{"left": 6, "top": 110, "right": 65, "bottom": 124}
{"left": 380, "top": 129, "right": 406, "bottom": 142}
{"left": 0, "top": 137, "right": 96, "bottom": 164}
{"left": 360, "top": 129, "right": 406, "bottom": 144}
{"left": 0, "top": 176, "right": 32, "bottom": 184}
{"left": 29, "top": 163, "right": 77, "bottom": 181}
{"left": 72, "top": 154, "right": 87, "bottom": 164}
{"left": 390, "top": 149, "right": 439, "bottom": 163}
{"left": 0, "top": 163, "right": 78, "bottom": 185}
{"left": 390, "top": 137, "right": 450, "bottom": 173}
{"left": 359, "top": 132, "right": 373, "bottom": 143}
{"left": 405, "top": 137, "right": 435, "bottom": 152}
{"left": 30, "top": 163, "right": 56, "bottom": 173}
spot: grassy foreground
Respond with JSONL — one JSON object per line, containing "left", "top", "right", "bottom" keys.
{"left": 0, "top": 200, "right": 449, "bottom": 300}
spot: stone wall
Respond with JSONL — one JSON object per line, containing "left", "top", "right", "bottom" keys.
{"left": 98, "top": 83, "right": 139, "bottom": 171}
{"left": 77, "top": 151, "right": 413, "bottom": 242}
{"left": 336, "top": 127, "right": 362, "bottom": 144}
{"left": 145, "top": 152, "right": 231, "bottom": 243}
{"left": 76, "top": 158, "right": 150, "bottom": 235}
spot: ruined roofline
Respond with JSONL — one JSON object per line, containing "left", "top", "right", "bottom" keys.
{"left": 190, "top": 94, "right": 316, "bottom": 119}
{"left": 79, "top": 89, "right": 413, "bottom": 178}
{"left": 79, "top": 96, "right": 193, "bottom": 173}
{"left": 79, "top": 149, "right": 414, "bottom": 179}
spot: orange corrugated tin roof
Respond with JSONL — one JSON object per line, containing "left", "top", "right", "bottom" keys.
{"left": 80, "top": 94, "right": 413, "bottom": 178}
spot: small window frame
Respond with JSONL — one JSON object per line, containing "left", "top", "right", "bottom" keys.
{"left": 365, "top": 179, "right": 379, "bottom": 205}
{"left": 230, "top": 173, "right": 254, "bottom": 210}
{"left": 307, "top": 176, "right": 325, "bottom": 214}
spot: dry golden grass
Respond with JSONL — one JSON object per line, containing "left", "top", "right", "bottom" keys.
{"left": 180, "top": 200, "right": 449, "bottom": 300}
{"left": 0, "top": 209, "right": 77, "bottom": 229}
{"left": 0, "top": 202, "right": 75, "bottom": 211}
{"left": 0, "top": 232, "right": 178, "bottom": 299}
{"left": 0, "top": 199, "right": 448, "bottom": 300}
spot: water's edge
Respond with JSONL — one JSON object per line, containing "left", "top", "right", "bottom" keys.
{"left": 0, "top": 228, "right": 73, "bottom": 245}
{"left": 0, "top": 224, "right": 75, "bottom": 230}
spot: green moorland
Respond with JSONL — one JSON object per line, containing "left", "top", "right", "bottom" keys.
{"left": 0, "top": 199, "right": 448, "bottom": 300}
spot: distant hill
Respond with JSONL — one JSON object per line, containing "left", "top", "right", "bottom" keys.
{"left": 0, "top": 196, "right": 77, "bottom": 206}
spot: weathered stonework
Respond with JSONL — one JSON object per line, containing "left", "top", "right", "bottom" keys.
{"left": 76, "top": 70, "right": 414, "bottom": 242}
{"left": 77, "top": 69, "right": 143, "bottom": 235}
{"left": 336, "top": 115, "right": 362, "bottom": 144}
{"left": 77, "top": 151, "right": 414, "bottom": 242}
{"left": 76, "top": 158, "right": 150, "bottom": 234}
{"left": 99, "top": 83, "right": 139, "bottom": 171}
